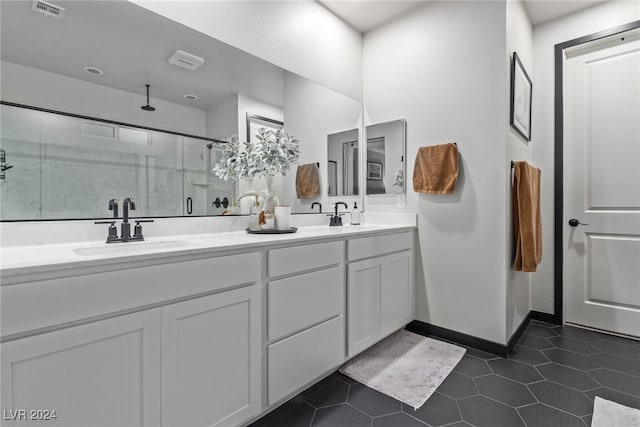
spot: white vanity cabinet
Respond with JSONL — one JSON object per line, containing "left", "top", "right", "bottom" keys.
{"left": 1, "top": 310, "right": 162, "bottom": 427}
{"left": 347, "top": 232, "right": 414, "bottom": 357}
{"left": 1, "top": 252, "right": 262, "bottom": 427}
{"left": 1, "top": 225, "right": 417, "bottom": 427}
{"left": 266, "top": 240, "right": 346, "bottom": 405}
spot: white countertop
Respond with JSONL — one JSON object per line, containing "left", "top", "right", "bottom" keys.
{"left": 1, "top": 223, "right": 415, "bottom": 284}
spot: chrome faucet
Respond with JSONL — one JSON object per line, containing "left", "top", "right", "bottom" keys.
{"left": 329, "top": 202, "right": 348, "bottom": 226}
{"left": 311, "top": 202, "right": 322, "bottom": 213}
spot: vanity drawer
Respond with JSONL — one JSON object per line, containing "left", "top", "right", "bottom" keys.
{"left": 267, "top": 315, "right": 344, "bottom": 405}
{"left": 268, "top": 266, "right": 344, "bottom": 342}
{"left": 268, "top": 241, "right": 343, "bottom": 277}
{"left": 1, "top": 252, "right": 260, "bottom": 339}
{"left": 348, "top": 231, "right": 413, "bottom": 261}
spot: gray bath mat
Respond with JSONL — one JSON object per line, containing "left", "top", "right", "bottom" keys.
{"left": 592, "top": 397, "right": 640, "bottom": 427}
{"left": 340, "top": 329, "right": 466, "bottom": 409}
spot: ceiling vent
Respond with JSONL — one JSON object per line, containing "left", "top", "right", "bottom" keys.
{"left": 32, "top": 0, "right": 65, "bottom": 19}
{"left": 168, "top": 50, "right": 205, "bottom": 71}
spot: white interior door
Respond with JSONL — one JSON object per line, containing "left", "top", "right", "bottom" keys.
{"left": 564, "top": 32, "right": 640, "bottom": 338}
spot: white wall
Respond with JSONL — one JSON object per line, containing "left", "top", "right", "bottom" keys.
{"left": 531, "top": 1, "right": 640, "bottom": 314}
{"left": 505, "top": 0, "right": 533, "bottom": 340}
{"left": 363, "top": 1, "right": 509, "bottom": 344}
{"left": 205, "top": 96, "right": 239, "bottom": 141}
{"left": 129, "top": 0, "right": 363, "bottom": 101}
{"left": 1, "top": 61, "right": 206, "bottom": 137}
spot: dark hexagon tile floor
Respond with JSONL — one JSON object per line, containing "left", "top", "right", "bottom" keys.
{"left": 250, "top": 322, "right": 639, "bottom": 427}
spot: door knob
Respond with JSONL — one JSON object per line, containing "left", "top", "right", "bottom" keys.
{"left": 568, "top": 218, "right": 589, "bottom": 227}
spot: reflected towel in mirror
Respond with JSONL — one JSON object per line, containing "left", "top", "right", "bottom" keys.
{"left": 296, "top": 163, "right": 321, "bottom": 198}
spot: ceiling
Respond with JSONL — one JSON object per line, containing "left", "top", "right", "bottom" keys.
{"left": 522, "top": 0, "right": 606, "bottom": 25}
{"left": 1, "top": 0, "right": 608, "bottom": 112}
{"left": 318, "top": 0, "right": 607, "bottom": 32}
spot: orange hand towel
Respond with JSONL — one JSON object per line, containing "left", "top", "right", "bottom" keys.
{"left": 513, "top": 161, "right": 542, "bottom": 272}
{"left": 295, "top": 163, "right": 321, "bottom": 199}
{"left": 412, "top": 143, "right": 459, "bottom": 194}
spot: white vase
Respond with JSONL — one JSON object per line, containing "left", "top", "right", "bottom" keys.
{"left": 261, "top": 176, "right": 280, "bottom": 214}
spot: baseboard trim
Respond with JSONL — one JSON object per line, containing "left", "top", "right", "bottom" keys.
{"left": 531, "top": 310, "right": 558, "bottom": 325}
{"left": 405, "top": 320, "right": 509, "bottom": 357}
{"left": 406, "top": 310, "right": 557, "bottom": 358}
{"left": 506, "top": 311, "right": 534, "bottom": 353}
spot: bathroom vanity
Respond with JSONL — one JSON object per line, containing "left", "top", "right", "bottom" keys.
{"left": 1, "top": 224, "right": 414, "bottom": 427}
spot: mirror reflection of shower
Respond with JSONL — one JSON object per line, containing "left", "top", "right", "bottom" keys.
{"left": 204, "top": 141, "right": 234, "bottom": 215}
{"left": 0, "top": 149, "right": 14, "bottom": 180}
{"left": 0, "top": 103, "right": 237, "bottom": 220}
{"left": 327, "top": 129, "right": 359, "bottom": 197}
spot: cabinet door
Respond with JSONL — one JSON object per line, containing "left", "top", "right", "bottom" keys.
{"left": 347, "top": 258, "right": 382, "bottom": 357}
{"left": 347, "top": 250, "right": 414, "bottom": 358}
{"left": 161, "top": 286, "right": 261, "bottom": 427}
{"left": 1, "top": 310, "right": 161, "bottom": 427}
{"left": 381, "top": 250, "right": 413, "bottom": 335}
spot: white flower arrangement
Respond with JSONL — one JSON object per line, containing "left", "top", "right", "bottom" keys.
{"left": 213, "top": 128, "right": 300, "bottom": 181}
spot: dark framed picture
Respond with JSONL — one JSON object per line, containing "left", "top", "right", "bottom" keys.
{"left": 367, "top": 161, "right": 383, "bottom": 180}
{"left": 510, "top": 52, "right": 532, "bottom": 141}
{"left": 246, "top": 113, "right": 283, "bottom": 142}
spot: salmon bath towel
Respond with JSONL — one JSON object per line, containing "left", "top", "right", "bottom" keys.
{"left": 513, "top": 161, "right": 542, "bottom": 272}
{"left": 412, "top": 143, "right": 458, "bottom": 194}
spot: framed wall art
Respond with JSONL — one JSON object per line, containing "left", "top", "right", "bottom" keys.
{"left": 510, "top": 52, "right": 532, "bottom": 141}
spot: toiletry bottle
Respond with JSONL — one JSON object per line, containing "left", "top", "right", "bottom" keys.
{"left": 350, "top": 202, "right": 360, "bottom": 225}
{"left": 248, "top": 199, "right": 261, "bottom": 231}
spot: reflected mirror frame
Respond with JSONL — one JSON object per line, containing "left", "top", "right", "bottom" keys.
{"left": 364, "top": 118, "right": 406, "bottom": 197}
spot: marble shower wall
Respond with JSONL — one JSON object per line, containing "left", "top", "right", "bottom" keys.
{"left": 0, "top": 105, "right": 233, "bottom": 220}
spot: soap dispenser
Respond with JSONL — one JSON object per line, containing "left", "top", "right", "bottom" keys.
{"left": 350, "top": 202, "right": 361, "bottom": 225}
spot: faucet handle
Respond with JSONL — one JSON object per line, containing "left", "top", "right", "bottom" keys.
{"left": 133, "top": 219, "right": 154, "bottom": 240}
{"left": 95, "top": 221, "right": 119, "bottom": 242}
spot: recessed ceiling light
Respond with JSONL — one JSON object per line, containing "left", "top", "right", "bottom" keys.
{"left": 83, "top": 66, "right": 104, "bottom": 75}
{"left": 184, "top": 94, "right": 198, "bottom": 100}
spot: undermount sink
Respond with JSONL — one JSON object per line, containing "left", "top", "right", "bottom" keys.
{"left": 73, "top": 240, "right": 194, "bottom": 257}
{"left": 330, "top": 224, "right": 379, "bottom": 231}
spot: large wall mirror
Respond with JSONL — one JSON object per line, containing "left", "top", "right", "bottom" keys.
{"left": 365, "top": 119, "right": 406, "bottom": 196}
{"left": 0, "top": 0, "right": 362, "bottom": 220}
